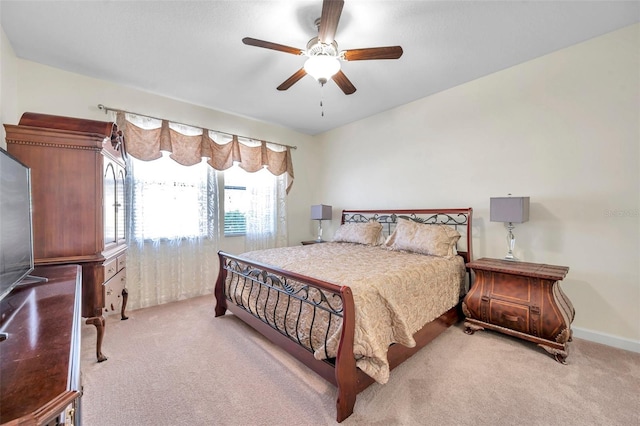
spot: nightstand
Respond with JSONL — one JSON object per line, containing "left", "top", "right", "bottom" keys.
{"left": 462, "top": 257, "right": 574, "bottom": 363}
{"left": 301, "top": 240, "right": 325, "bottom": 245}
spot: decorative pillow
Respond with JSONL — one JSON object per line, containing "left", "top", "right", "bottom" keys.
{"left": 332, "top": 221, "right": 384, "bottom": 246}
{"left": 385, "top": 218, "right": 460, "bottom": 258}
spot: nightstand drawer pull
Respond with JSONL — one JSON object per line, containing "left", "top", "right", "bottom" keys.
{"left": 502, "top": 313, "right": 521, "bottom": 323}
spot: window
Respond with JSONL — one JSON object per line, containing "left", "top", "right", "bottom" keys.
{"left": 129, "top": 155, "right": 216, "bottom": 240}
{"left": 221, "top": 163, "right": 288, "bottom": 247}
{"left": 223, "top": 165, "right": 249, "bottom": 236}
{"left": 223, "top": 165, "right": 287, "bottom": 249}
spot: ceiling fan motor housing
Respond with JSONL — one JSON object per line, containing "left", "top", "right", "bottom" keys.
{"left": 306, "top": 37, "right": 339, "bottom": 58}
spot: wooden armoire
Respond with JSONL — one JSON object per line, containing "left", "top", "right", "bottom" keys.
{"left": 5, "top": 112, "right": 128, "bottom": 362}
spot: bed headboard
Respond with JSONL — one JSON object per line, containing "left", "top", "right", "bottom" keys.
{"left": 341, "top": 208, "right": 473, "bottom": 264}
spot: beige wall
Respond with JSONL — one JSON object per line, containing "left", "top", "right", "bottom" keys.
{"left": 0, "top": 27, "right": 19, "bottom": 147}
{"left": 316, "top": 24, "right": 640, "bottom": 348}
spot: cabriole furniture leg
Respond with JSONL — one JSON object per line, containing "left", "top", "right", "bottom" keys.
{"left": 86, "top": 316, "right": 107, "bottom": 362}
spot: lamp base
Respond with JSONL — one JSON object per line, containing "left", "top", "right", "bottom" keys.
{"left": 316, "top": 220, "right": 324, "bottom": 242}
{"left": 504, "top": 222, "right": 519, "bottom": 261}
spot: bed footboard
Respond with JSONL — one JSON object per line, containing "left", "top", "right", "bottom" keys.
{"left": 214, "top": 251, "right": 358, "bottom": 422}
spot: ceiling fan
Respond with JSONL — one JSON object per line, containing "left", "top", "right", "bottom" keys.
{"left": 242, "top": 0, "right": 403, "bottom": 95}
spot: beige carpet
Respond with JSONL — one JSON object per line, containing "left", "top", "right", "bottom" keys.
{"left": 80, "top": 295, "right": 640, "bottom": 426}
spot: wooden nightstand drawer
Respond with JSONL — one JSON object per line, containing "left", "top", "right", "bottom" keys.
{"left": 487, "top": 273, "right": 533, "bottom": 304}
{"left": 489, "top": 300, "right": 531, "bottom": 334}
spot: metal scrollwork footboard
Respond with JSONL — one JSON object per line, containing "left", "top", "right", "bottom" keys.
{"left": 221, "top": 258, "right": 344, "bottom": 360}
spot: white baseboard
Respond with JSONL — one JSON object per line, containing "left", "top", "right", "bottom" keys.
{"left": 572, "top": 327, "right": 640, "bottom": 353}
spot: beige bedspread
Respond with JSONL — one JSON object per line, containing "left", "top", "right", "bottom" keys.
{"left": 232, "top": 242, "right": 465, "bottom": 384}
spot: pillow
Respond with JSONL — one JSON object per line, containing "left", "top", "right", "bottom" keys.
{"left": 332, "top": 221, "right": 383, "bottom": 246}
{"left": 385, "top": 218, "right": 460, "bottom": 258}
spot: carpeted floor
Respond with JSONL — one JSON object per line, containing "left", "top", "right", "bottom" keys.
{"left": 80, "top": 294, "right": 640, "bottom": 426}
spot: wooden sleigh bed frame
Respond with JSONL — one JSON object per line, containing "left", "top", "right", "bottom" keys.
{"left": 214, "top": 208, "right": 473, "bottom": 422}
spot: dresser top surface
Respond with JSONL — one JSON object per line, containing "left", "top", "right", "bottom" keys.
{"left": 0, "top": 265, "right": 81, "bottom": 424}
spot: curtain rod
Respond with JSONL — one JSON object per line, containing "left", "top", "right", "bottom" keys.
{"left": 97, "top": 104, "right": 297, "bottom": 150}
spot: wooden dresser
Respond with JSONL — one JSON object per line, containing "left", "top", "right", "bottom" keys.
{"left": 5, "top": 112, "right": 128, "bottom": 362}
{"left": 0, "top": 265, "right": 82, "bottom": 425}
{"left": 462, "top": 257, "right": 574, "bottom": 363}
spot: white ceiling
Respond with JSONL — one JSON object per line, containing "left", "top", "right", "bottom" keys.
{"left": 1, "top": 1, "right": 638, "bottom": 135}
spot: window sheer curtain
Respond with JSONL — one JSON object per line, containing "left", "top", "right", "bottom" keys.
{"left": 124, "top": 115, "right": 220, "bottom": 310}
{"left": 244, "top": 168, "right": 288, "bottom": 251}
{"left": 127, "top": 157, "right": 219, "bottom": 309}
{"left": 118, "top": 112, "right": 292, "bottom": 309}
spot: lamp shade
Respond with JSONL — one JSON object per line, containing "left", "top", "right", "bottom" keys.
{"left": 310, "top": 204, "right": 332, "bottom": 221}
{"left": 490, "top": 197, "right": 530, "bottom": 223}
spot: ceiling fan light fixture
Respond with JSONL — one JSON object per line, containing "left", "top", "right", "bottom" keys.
{"left": 304, "top": 55, "right": 340, "bottom": 85}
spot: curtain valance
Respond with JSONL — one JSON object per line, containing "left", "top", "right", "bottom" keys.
{"left": 116, "top": 112, "right": 295, "bottom": 193}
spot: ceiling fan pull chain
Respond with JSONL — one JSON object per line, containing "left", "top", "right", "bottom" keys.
{"left": 320, "top": 84, "right": 325, "bottom": 117}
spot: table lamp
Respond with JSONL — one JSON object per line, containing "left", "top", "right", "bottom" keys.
{"left": 310, "top": 204, "right": 332, "bottom": 242}
{"left": 490, "top": 196, "right": 530, "bottom": 260}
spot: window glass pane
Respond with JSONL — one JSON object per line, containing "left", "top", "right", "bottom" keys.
{"left": 116, "top": 168, "right": 126, "bottom": 241}
{"left": 224, "top": 165, "right": 249, "bottom": 236}
{"left": 104, "top": 162, "right": 116, "bottom": 244}
{"left": 130, "top": 155, "right": 210, "bottom": 240}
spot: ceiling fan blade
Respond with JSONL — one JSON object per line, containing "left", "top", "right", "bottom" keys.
{"left": 242, "top": 37, "right": 303, "bottom": 55}
{"left": 332, "top": 70, "right": 356, "bottom": 95}
{"left": 318, "top": 0, "right": 344, "bottom": 45}
{"left": 277, "top": 68, "right": 307, "bottom": 91}
{"left": 342, "top": 46, "right": 404, "bottom": 61}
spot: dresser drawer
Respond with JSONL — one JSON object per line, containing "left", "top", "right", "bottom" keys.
{"left": 57, "top": 398, "right": 79, "bottom": 426}
{"left": 117, "top": 254, "right": 126, "bottom": 271}
{"left": 103, "top": 258, "right": 118, "bottom": 281}
{"left": 103, "top": 268, "right": 126, "bottom": 315}
{"left": 489, "top": 299, "right": 531, "bottom": 334}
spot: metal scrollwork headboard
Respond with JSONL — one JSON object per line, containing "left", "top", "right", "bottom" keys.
{"left": 341, "top": 208, "right": 473, "bottom": 264}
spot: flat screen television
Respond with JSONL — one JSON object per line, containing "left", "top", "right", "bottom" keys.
{"left": 0, "top": 147, "right": 35, "bottom": 302}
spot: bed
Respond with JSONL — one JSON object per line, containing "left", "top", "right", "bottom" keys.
{"left": 214, "top": 208, "right": 473, "bottom": 422}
